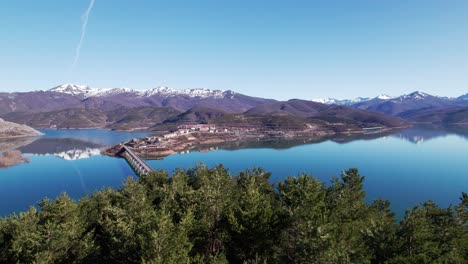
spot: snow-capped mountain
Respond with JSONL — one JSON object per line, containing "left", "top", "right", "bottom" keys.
{"left": 376, "top": 94, "right": 393, "bottom": 100}
{"left": 312, "top": 94, "right": 396, "bottom": 106}
{"left": 20, "top": 83, "right": 276, "bottom": 114}
{"left": 395, "top": 91, "right": 431, "bottom": 101}
{"left": 49, "top": 84, "right": 234, "bottom": 99}
{"left": 353, "top": 91, "right": 460, "bottom": 116}
{"left": 140, "top": 87, "right": 232, "bottom": 99}
{"left": 49, "top": 84, "right": 95, "bottom": 96}
{"left": 458, "top": 93, "right": 468, "bottom": 101}
{"left": 311, "top": 97, "right": 369, "bottom": 106}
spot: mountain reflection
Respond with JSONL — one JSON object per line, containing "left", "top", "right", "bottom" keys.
{"left": 54, "top": 148, "right": 102, "bottom": 160}
{"left": 393, "top": 125, "right": 468, "bottom": 144}
{"left": 18, "top": 138, "right": 103, "bottom": 160}
{"left": 192, "top": 125, "right": 468, "bottom": 152}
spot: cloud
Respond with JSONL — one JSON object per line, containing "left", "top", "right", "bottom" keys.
{"left": 71, "top": 0, "right": 95, "bottom": 69}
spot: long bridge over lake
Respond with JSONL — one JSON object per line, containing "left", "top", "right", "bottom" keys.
{"left": 118, "top": 146, "right": 154, "bottom": 175}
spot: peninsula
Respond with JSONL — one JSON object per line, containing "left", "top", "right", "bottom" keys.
{"left": 0, "top": 119, "right": 43, "bottom": 138}
{"left": 104, "top": 112, "right": 408, "bottom": 159}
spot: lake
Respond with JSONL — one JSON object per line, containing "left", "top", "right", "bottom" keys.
{"left": 0, "top": 126, "right": 467, "bottom": 218}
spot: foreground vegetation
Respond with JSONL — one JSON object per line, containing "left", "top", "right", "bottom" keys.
{"left": 0, "top": 165, "right": 466, "bottom": 263}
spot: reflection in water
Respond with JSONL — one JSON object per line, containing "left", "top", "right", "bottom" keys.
{"left": 188, "top": 131, "right": 399, "bottom": 154}
{"left": 0, "top": 137, "right": 38, "bottom": 153}
{"left": 0, "top": 150, "right": 29, "bottom": 168}
{"left": 0, "top": 137, "right": 37, "bottom": 168}
{"left": 393, "top": 124, "right": 468, "bottom": 144}
{"left": 2, "top": 125, "right": 468, "bottom": 163}
{"left": 54, "top": 148, "right": 102, "bottom": 160}
{"left": 18, "top": 138, "right": 103, "bottom": 155}
{"left": 17, "top": 138, "right": 103, "bottom": 160}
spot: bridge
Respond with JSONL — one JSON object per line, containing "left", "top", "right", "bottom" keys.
{"left": 118, "top": 146, "right": 154, "bottom": 175}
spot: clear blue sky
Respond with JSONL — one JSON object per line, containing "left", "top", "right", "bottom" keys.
{"left": 1, "top": 0, "right": 467, "bottom": 100}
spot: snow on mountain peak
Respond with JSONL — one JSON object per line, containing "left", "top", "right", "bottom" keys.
{"left": 459, "top": 93, "right": 468, "bottom": 100}
{"left": 141, "top": 87, "right": 231, "bottom": 99}
{"left": 409, "top": 91, "right": 429, "bottom": 98}
{"left": 398, "top": 91, "right": 431, "bottom": 101}
{"left": 49, "top": 84, "right": 93, "bottom": 96}
{"left": 48, "top": 84, "right": 235, "bottom": 99}
{"left": 377, "top": 94, "right": 393, "bottom": 100}
{"left": 311, "top": 98, "right": 336, "bottom": 104}
{"left": 311, "top": 97, "right": 369, "bottom": 105}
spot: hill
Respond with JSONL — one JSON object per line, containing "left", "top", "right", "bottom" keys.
{"left": 106, "top": 106, "right": 182, "bottom": 130}
{"left": 0, "top": 119, "right": 43, "bottom": 138}
{"left": 244, "top": 99, "right": 407, "bottom": 128}
{"left": 3, "top": 109, "right": 108, "bottom": 129}
{"left": 244, "top": 99, "right": 329, "bottom": 117}
{"left": 2, "top": 106, "right": 183, "bottom": 130}
{"left": 153, "top": 100, "right": 407, "bottom": 133}
{"left": 400, "top": 106, "right": 468, "bottom": 124}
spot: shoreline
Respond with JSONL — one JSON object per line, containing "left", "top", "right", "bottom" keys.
{"left": 103, "top": 125, "right": 409, "bottom": 160}
{"left": 0, "top": 133, "right": 43, "bottom": 139}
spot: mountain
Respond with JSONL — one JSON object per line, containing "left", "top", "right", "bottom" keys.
{"left": 3, "top": 107, "right": 183, "bottom": 130}
{"left": 153, "top": 106, "right": 332, "bottom": 132}
{"left": 45, "top": 84, "right": 275, "bottom": 113}
{"left": 246, "top": 99, "right": 407, "bottom": 128}
{"left": 0, "top": 119, "right": 43, "bottom": 138}
{"left": 49, "top": 84, "right": 229, "bottom": 99}
{"left": 314, "top": 92, "right": 468, "bottom": 119}
{"left": 4, "top": 85, "right": 466, "bottom": 129}
{"left": 311, "top": 97, "right": 370, "bottom": 106}
{"left": 163, "top": 106, "right": 228, "bottom": 124}
{"left": 152, "top": 100, "right": 407, "bottom": 136}
{"left": 352, "top": 91, "right": 458, "bottom": 116}
{"left": 0, "top": 84, "right": 275, "bottom": 116}
{"left": 106, "top": 106, "right": 182, "bottom": 130}
{"left": 3, "top": 109, "right": 108, "bottom": 129}
{"left": 400, "top": 106, "right": 468, "bottom": 124}
{"left": 0, "top": 90, "right": 83, "bottom": 115}
{"left": 311, "top": 95, "right": 396, "bottom": 106}
{"left": 458, "top": 93, "right": 468, "bottom": 102}
{"left": 245, "top": 99, "right": 329, "bottom": 117}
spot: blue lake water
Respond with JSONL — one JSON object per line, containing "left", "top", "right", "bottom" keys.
{"left": 0, "top": 127, "right": 467, "bottom": 218}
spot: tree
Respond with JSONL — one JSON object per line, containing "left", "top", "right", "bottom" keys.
{"left": 188, "top": 164, "right": 234, "bottom": 259}
{"left": 363, "top": 199, "right": 398, "bottom": 264}
{"left": 325, "top": 168, "right": 371, "bottom": 263}
{"left": 391, "top": 200, "right": 466, "bottom": 263}
{"left": 278, "top": 174, "right": 328, "bottom": 263}
{"left": 226, "top": 168, "right": 284, "bottom": 263}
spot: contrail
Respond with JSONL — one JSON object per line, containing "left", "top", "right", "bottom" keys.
{"left": 71, "top": 0, "right": 95, "bottom": 69}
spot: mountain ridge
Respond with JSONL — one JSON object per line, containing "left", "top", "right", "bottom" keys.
{"left": 0, "top": 84, "right": 275, "bottom": 115}
{"left": 49, "top": 83, "right": 236, "bottom": 99}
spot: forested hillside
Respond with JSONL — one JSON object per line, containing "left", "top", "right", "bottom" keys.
{"left": 0, "top": 165, "right": 466, "bottom": 263}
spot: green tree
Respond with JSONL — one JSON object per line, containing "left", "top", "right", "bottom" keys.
{"left": 188, "top": 164, "right": 235, "bottom": 259}
{"left": 325, "top": 168, "right": 371, "bottom": 263}
{"left": 363, "top": 199, "right": 398, "bottom": 264}
{"left": 391, "top": 200, "right": 467, "bottom": 263}
{"left": 226, "top": 168, "right": 284, "bottom": 263}
{"left": 278, "top": 174, "right": 328, "bottom": 263}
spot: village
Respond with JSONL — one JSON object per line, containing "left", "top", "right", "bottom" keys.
{"left": 108, "top": 124, "right": 260, "bottom": 159}
{"left": 103, "top": 121, "right": 357, "bottom": 159}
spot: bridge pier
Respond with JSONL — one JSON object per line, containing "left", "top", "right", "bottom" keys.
{"left": 119, "top": 146, "right": 154, "bottom": 176}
